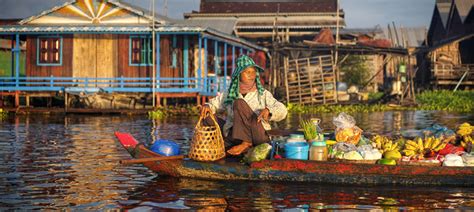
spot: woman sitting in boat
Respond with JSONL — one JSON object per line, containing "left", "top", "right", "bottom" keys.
{"left": 201, "top": 55, "right": 288, "bottom": 156}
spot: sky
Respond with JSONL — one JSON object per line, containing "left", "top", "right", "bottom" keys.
{"left": 0, "top": 0, "right": 436, "bottom": 29}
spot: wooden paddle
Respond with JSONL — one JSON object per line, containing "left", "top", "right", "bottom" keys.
{"left": 120, "top": 155, "right": 185, "bottom": 164}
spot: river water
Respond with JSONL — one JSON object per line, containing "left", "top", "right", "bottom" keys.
{"left": 0, "top": 111, "right": 473, "bottom": 210}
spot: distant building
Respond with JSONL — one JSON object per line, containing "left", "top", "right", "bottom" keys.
{"left": 0, "top": 0, "right": 264, "bottom": 108}
{"left": 184, "top": 0, "right": 345, "bottom": 47}
{"left": 420, "top": 0, "right": 473, "bottom": 88}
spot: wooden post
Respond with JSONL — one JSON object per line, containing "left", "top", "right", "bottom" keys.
{"left": 320, "top": 57, "right": 326, "bottom": 104}
{"left": 152, "top": 0, "right": 156, "bottom": 108}
{"left": 15, "top": 91, "right": 19, "bottom": 108}
{"left": 26, "top": 94, "right": 30, "bottom": 107}
{"left": 64, "top": 92, "right": 68, "bottom": 111}
{"left": 295, "top": 60, "right": 302, "bottom": 104}
{"left": 223, "top": 43, "right": 228, "bottom": 90}
{"left": 284, "top": 56, "right": 290, "bottom": 104}
{"left": 307, "top": 58, "right": 314, "bottom": 105}
{"left": 156, "top": 94, "right": 161, "bottom": 107}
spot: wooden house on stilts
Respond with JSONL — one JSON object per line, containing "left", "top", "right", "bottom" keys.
{"left": 0, "top": 0, "right": 264, "bottom": 109}
{"left": 418, "top": 0, "right": 473, "bottom": 88}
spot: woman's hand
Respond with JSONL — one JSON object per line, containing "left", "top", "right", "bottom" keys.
{"left": 257, "top": 108, "right": 270, "bottom": 123}
{"left": 200, "top": 104, "right": 212, "bottom": 117}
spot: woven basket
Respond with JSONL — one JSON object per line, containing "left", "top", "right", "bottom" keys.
{"left": 189, "top": 114, "right": 226, "bottom": 161}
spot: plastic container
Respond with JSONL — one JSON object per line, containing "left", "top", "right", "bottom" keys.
{"left": 284, "top": 142, "right": 309, "bottom": 160}
{"left": 287, "top": 134, "right": 306, "bottom": 143}
{"left": 289, "top": 134, "right": 305, "bottom": 139}
{"left": 309, "top": 141, "right": 328, "bottom": 161}
{"left": 150, "top": 139, "right": 180, "bottom": 156}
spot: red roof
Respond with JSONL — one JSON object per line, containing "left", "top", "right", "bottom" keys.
{"left": 199, "top": 0, "right": 337, "bottom": 13}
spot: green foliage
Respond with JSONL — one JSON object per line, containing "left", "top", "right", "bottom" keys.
{"left": 368, "top": 92, "right": 384, "bottom": 101}
{"left": 417, "top": 90, "right": 474, "bottom": 112}
{"left": 287, "top": 91, "right": 474, "bottom": 114}
{"left": 340, "top": 55, "right": 371, "bottom": 87}
{"left": 300, "top": 119, "right": 318, "bottom": 140}
{"left": 0, "top": 108, "right": 8, "bottom": 120}
{"left": 148, "top": 105, "right": 201, "bottom": 120}
{"left": 288, "top": 104, "right": 401, "bottom": 114}
{"left": 148, "top": 109, "right": 166, "bottom": 120}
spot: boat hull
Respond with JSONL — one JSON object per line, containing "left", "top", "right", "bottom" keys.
{"left": 115, "top": 132, "right": 474, "bottom": 186}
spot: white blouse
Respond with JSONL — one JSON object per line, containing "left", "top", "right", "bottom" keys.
{"left": 206, "top": 89, "right": 288, "bottom": 136}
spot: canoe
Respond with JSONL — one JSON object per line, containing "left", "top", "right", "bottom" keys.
{"left": 115, "top": 132, "right": 474, "bottom": 186}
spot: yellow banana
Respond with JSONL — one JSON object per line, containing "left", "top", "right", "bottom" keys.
{"left": 406, "top": 140, "right": 418, "bottom": 148}
{"left": 391, "top": 142, "right": 399, "bottom": 151}
{"left": 376, "top": 139, "right": 382, "bottom": 149}
{"left": 434, "top": 142, "right": 447, "bottom": 152}
{"left": 405, "top": 144, "right": 417, "bottom": 150}
{"left": 403, "top": 149, "right": 416, "bottom": 156}
{"left": 424, "top": 137, "right": 431, "bottom": 149}
{"left": 416, "top": 137, "right": 424, "bottom": 149}
{"left": 431, "top": 138, "right": 441, "bottom": 151}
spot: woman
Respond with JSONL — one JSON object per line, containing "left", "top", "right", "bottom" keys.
{"left": 201, "top": 55, "right": 287, "bottom": 156}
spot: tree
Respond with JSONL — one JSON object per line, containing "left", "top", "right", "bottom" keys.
{"left": 340, "top": 55, "right": 370, "bottom": 87}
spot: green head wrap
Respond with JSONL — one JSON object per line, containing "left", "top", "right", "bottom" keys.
{"left": 224, "top": 55, "right": 265, "bottom": 105}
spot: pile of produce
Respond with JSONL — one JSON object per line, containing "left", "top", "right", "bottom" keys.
{"left": 327, "top": 114, "right": 474, "bottom": 166}
{"left": 458, "top": 122, "right": 473, "bottom": 152}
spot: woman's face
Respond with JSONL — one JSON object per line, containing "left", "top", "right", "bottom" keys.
{"left": 240, "top": 67, "right": 257, "bottom": 84}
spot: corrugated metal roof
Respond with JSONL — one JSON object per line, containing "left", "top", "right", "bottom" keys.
{"left": 454, "top": 0, "right": 474, "bottom": 23}
{"left": 0, "top": 25, "right": 265, "bottom": 51}
{"left": 383, "top": 26, "right": 427, "bottom": 48}
{"left": 0, "top": 26, "right": 152, "bottom": 33}
{"left": 437, "top": 0, "right": 452, "bottom": 28}
{"left": 199, "top": 0, "right": 338, "bottom": 13}
{"left": 174, "top": 18, "right": 237, "bottom": 35}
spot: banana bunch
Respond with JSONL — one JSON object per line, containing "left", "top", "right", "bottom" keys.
{"left": 371, "top": 135, "right": 399, "bottom": 153}
{"left": 403, "top": 137, "right": 447, "bottom": 159}
{"left": 461, "top": 135, "right": 473, "bottom": 151}
{"left": 457, "top": 122, "right": 473, "bottom": 137}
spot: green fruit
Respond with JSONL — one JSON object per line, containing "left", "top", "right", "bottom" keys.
{"left": 378, "top": 158, "right": 397, "bottom": 165}
{"left": 383, "top": 150, "right": 402, "bottom": 160}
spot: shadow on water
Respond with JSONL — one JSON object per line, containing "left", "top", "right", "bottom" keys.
{"left": 0, "top": 111, "right": 473, "bottom": 210}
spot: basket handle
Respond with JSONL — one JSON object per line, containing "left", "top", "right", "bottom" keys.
{"left": 196, "top": 112, "right": 223, "bottom": 137}
{"left": 196, "top": 111, "right": 218, "bottom": 127}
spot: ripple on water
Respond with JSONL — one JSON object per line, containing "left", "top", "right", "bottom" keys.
{"left": 0, "top": 112, "right": 473, "bottom": 210}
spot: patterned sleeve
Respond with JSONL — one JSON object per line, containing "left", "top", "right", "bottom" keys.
{"left": 206, "top": 92, "right": 227, "bottom": 114}
{"left": 264, "top": 90, "right": 288, "bottom": 122}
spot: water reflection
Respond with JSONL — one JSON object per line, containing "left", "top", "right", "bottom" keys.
{"left": 0, "top": 111, "right": 473, "bottom": 210}
{"left": 122, "top": 177, "right": 474, "bottom": 210}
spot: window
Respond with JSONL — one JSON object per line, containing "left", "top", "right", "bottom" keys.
{"left": 130, "top": 36, "right": 152, "bottom": 66}
{"left": 37, "top": 36, "right": 62, "bottom": 66}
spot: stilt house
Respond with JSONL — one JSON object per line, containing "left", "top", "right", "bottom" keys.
{"left": 0, "top": 0, "right": 264, "bottom": 108}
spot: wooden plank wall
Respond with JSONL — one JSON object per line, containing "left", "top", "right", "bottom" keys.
{"left": 117, "top": 34, "right": 152, "bottom": 78}
{"left": 26, "top": 35, "right": 73, "bottom": 77}
{"left": 73, "top": 34, "right": 96, "bottom": 78}
{"left": 116, "top": 34, "right": 185, "bottom": 80}
{"left": 96, "top": 34, "right": 118, "bottom": 79}
{"left": 72, "top": 34, "right": 118, "bottom": 88}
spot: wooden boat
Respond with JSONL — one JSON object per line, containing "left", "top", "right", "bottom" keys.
{"left": 115, "top": 132, "right": 474, "bottom": 186}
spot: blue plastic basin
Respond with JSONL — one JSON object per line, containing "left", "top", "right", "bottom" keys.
{"left": 150, "top": 139, "right": 180, "bottom": 156}
{"left": 284, "top": 142, "right": 309, "bottom": 160}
